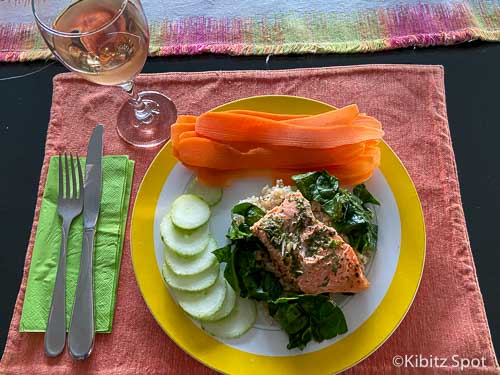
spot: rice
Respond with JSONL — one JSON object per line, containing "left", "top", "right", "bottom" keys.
{"left": 241, "top": 179, "right": 294, "bottom": 211}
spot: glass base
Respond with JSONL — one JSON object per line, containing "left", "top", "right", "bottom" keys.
{"left": 117, "top": 91, "right": 177, "bottom": 148}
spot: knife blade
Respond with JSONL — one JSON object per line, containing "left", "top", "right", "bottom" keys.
{"left": 83, "top": 125, "right": 103, "bottom": 229}
{"left": 68, "top": 125, "right": 103, "bottom": 360}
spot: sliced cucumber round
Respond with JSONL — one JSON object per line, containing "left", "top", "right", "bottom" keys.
{"left": 162, "top": 261, "right": 219, "bottom": 292}
{"left": 165, "top": 237, "right": 218, "bottom": 276}
{"left": 171, "top": 194, "right": 211, "bottom": 230}
{"left": 201, "top": 297, "right": 257, "bottom": 339}
{"left": 187, "top": 178, "right": 223, "bottom": 206}
{"left": 160, "top": 213, "right": 209, "bottom": 256}
{"left": 173, "top": 272, "right": 227, "bottom": 320}
{"left": 200, "top": 282, "right": 237, "bottom": 322}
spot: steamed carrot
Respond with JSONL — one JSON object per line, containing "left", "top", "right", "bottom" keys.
{"left": 226, "top": 110, "right": 310, "bottom": 121}
{"left": 196, "top": 112, "right": 384, "bottom": 149}
{"left": 184, "top": 145, "right": 379, "bottom": 187}
{"left": 188, "top": 160, "right": 377, "bottom": 188}
{"left": 178, "top": 130, "right": 198, "bottom": 141}
{"left": 283, "top": 104, "right": 359, "bottom": 126}
{"left": 183, "top": 165, "right": 272, "bottom": 187}
{"left": 327, "top": 148, "right": 381, "bottom": 179}
{"left": 177, "top": 115, "right": 197, "bottom": 124}
{"left": 173, "top": 106, "right": 383, "bottom": 187}
{"left": 172, "top": 123, "right": 195, "bottom": 145}
{"left": 171, "top": 123, "right": 195, "bottom": 157}
{"left": 271, "top": 148, "right": 380, "bottom": 186}
{"left": 177, "top": 136, "right": 366, "bottom": 170}
{"left": 352, "top": 114, "right": 382, "bottom": 129}
{"left": 335, "top": 171, "right": 374, "bottom": 186}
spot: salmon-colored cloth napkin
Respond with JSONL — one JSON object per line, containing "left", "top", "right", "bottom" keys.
{"left": 1, "top": 66, "right": 498, "bottom": 374}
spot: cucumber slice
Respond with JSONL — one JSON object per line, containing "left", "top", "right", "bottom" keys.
{"left": 162, "top": 261, "right": 219, "bottom": 292}
{"left": 171, "top": 194, "right": 211, "bottom": 230}
{"left": 165, "top": 238, "right": 217, "bottom": 275}
{"left": 165, "top": 237, "right": 218, "bottom": 276}
{"left": 201, "top": 297, "right": 257, "bottom": 339}
{"left": 200, "top": 282, "right": 237, "bottom": 322}
{"left": 173, "top": 272, "right": 227, "bottom": 320}
{"left": 187, "top": 178, "right": 223, "bottom": 206}
{"left": 160, "top": 213, "right": 209, "bottom": 256}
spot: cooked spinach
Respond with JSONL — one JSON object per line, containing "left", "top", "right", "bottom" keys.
{"left": 292, "top": 171, "right": 339, "bottom": 204}
{"left": 268, "top": 294, "right": 348, "bottom": 350}
{"left": 212, "top": 245, "right": 239, "bottom": 291}
{"left": 213, "top": 239, "right": 283, "bottom": 301}
{"left": 293, "top": 170, "right": 380, "bottom": 253}
{"left": 353, "top": 183, "right": 380, "bottom": 205}
{"left": 214, "top": 200, "right": 348, "bottom": 350}
{"left": 227, "top": 202, "right": 265, "bottom": 240}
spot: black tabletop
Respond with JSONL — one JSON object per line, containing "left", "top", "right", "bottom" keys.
{"left": 0, "top": 42, "right": 499, "bottom": 359}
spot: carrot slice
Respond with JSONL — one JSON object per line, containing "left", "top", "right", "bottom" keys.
{"left": 196, "top": 112, "right": 384, "bottom": 149}
{"left": 177, "top": 136, "right": 366, "bottom": 170}
{"left": 177, "top": 115, "right": 198, "bottom": 123}
{"left": 183, "top": 165, "right": 272, "bottom": 187}
{"left": 284, "top": 104, "right": 359, "bottom": 126}
{"left": 185, "top": 145, "right": 380, "bottom": 187}
{"left": 189, "top": 162, "right": 377, "bottom": 187}
{"left": 178, "top": 131, "right": 198, "bottom": 141}
{"left": 271, "top": 147, "right": 380, "bottom": 186}
{"left": 172, "top": 123, "right": 195, "bottom": 144}
{"left": 341, "top": 171, "right": 374, "bottom": 186}
{"left": 351, "top": 115, "right": 382, "bottom": 129}
{"left": 226, "top": 110, "right": 310, "bottom": 121}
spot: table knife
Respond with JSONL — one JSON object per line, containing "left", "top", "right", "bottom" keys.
{"left": 68, "top": 125, "right": 103, "bottom": 360}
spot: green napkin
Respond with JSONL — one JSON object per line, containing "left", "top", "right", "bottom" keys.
{"left": 20, "top": 155, "right": 134, "bottom": 333}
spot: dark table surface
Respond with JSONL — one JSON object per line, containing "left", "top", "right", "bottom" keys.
{"left": 0, "top": 42, "right": 499, "bottom": 360}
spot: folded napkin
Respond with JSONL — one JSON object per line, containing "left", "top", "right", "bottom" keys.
{"left": 19, "top": 155, "right": 134, "bottom": 333}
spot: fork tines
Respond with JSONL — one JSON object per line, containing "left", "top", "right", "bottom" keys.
{"left": 58, "top": 152, "right": 83, "bottom": 200}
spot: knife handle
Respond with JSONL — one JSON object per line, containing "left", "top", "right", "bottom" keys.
{"left": 68, "top": 228, "right": 95, "bottom": 360}
{"left": 44, "top": 220, "right": 70, "bottom": 357}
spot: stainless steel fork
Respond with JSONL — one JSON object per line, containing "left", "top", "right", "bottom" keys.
{"left": 44, "top": 153, "right": 83, "bottom": 357}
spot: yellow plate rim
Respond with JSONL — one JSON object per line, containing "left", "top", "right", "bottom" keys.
{"left": 130, "top": 95, "right": 426, "bottom": 374}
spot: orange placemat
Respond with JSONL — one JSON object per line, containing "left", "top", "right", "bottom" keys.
{"left": 0, "top": 66, "right": 498, "bottom": 374}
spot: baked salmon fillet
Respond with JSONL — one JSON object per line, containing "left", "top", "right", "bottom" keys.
{"left": 251, "top": 191, "right": 370, "bottom": 294}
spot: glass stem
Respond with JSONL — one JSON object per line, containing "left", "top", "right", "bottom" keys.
{"left": 120, "top": 80, "right": 153, "bottom": 122}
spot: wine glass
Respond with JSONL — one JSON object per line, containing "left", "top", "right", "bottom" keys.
{"left": 32, "top": 0, "right": 177, "bottom": 148}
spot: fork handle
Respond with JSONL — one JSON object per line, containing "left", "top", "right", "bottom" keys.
{"left": 44, "top": 220, "right": 70, "bottom": 357}
{"left": 68, "top": 228, "right": 95, "bottom": 360}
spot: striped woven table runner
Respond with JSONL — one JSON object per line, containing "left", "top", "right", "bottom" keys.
{"left": 1, "top": 0, "right": 500, "bottom": 61}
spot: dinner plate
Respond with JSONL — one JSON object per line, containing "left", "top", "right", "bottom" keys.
{"left": 131, "top": 96, "right": 425, "bottom": 374}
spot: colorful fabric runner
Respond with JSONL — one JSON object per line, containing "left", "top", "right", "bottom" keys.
{"left": 1, "top": 1, "right": 500, "bottom": 62}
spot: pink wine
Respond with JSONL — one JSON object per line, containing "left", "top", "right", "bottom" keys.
{"left": 52, "top": 0, "right": 148, "bottom": 85}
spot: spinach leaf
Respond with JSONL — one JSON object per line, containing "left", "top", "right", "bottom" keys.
{"left": 212, "top": 245, "right": 232, "bottom": 263}
{"left": 292, "top": 171, "right": 339, "bottom": 204}
{"left": 227, "top": 202, "right": 265, "bottom": 240}
{"left": 231, "top": 202, "right": 265, "bottom": 226}
{"left": 234, "top": 243, "right": 283, "bottom": 301}
{"left": 212, "top": 245, "right": 239, "bottom": 291}
{"left": 346, "top": 223, "right": 378, "bottom": 253}
{"left": 353, "top": 184, "right": 380, "bottom": 205}
{"left": 321, "top": 188, "right": 352, "bottom": 221}
{"left": 269, "top": 294, "right": 347, "bottom": 350}
{"left": 214, "top": 238, "right": 282, "bottom": 301}
{"left": 293, "top": 171, "right": 379, "bottom": 253}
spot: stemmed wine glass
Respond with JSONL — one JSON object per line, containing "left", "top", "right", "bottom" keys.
{"left": 32, "top": 0, "right": 177, "bottom": 148}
